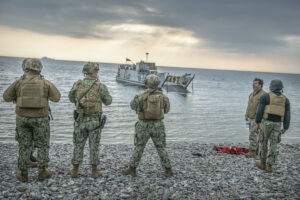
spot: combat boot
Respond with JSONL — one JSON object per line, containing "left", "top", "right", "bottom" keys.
{"left": 255, "top": 161, "right": 266, "bottom": 170}
{"left": 70, "top": 164, "right": 79, "bottom": 178}
{"left": 121, "top": 167, "right": 136, "bottom": 177}
{"left": 266, "top": 164, "right": 272, "bottom": 173}
{"left": 30, "top": 154, "right": 37, "bottom": 162}
{"left": 38, "top": 168, "right": 52, "bottom": 181}
{"left": 29, "top": 160, "right": 37, "bottom": 168}
{"left": 165, "top": 168, "right": 174, "bottom": 177}
{"left": 245, "top": 150, "right": 257, "bottom": 158}
{"left": 16, "top": 171, "right": 28, "bottom": 182}
{"left": 91, "top": 165, "right": 102, "bottom": 179}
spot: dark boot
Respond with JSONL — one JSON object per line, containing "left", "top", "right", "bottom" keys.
{"left": 38, "top": 168, "right": 52, "bottom": 181}
{"left": 30, "top": 154, "right": 37, "bottom": 162}
{"left": 70, "top": 164, "right": 79, "bottom": 178}
{"left": 165, "top": 168, "right": 174, "bottom": 177}
{"left": 266, "top": 164, "right": 272, "bottom": 173}
{"left": 255, "top": 161, "right": 266, "bottom": 170}
{"left": 121, "top": 167, "right": 136, "bottom": 177}
{"left": 16, "top": 170, "right": 28, "bottom": 182}
{"left": 91, "top": 165, "right": 102, "bottom": 179}
{"left": 29, "top": 160, "right": 37, "bottom": 168}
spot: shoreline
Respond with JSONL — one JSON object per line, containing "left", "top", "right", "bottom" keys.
{"left": 0, "top": 142, "right": 299, "bottom": 199}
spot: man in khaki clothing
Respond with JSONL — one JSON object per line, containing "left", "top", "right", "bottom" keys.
{"left": 245, "top": 78, "right": 266, "bottom": 157}
{"left": 3, "top": 58, "right": 61, "bottom": 182}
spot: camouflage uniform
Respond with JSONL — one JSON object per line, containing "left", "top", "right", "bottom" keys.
{"left": 255, "top": 80, "right": 290, "bottom": 171}
{"left": 122, "top": 74, "right": 172, "bottom": 177}
{"left": 69, "top": 75, "right": 112, "bottom": 166}
{"left": 129, "top": 94, "right": 171, "bottom": 169}
{"left": 258, "top": 119, "right": 282, "bottom": 165}
{"left": 3, "top": 58, "right": 61, "bottom": 181}
{"left": 245, "top": 89, "right": 266, "bottom": 152}
{"left": 16, "top": 116, "right": 50, "bottom": 170}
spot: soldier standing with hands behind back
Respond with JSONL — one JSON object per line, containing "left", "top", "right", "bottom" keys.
{"left": 245, "top": 78, "right": 266, "bottom": 157}
{"left": 69, "top": 62, "right": 112, "bottom": 179}
{"left": 122, "top": 74, "right": 173, "bottom": 177}
{"left": 3, "top": 58, "right": 61, "bottom": 182}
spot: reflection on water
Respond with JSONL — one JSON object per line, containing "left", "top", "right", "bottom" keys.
{"left": 0, "top": 56, "right": 299, "bottom": 144}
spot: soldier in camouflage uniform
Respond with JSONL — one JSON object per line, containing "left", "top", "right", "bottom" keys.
{"left": 3, "top": 58, "right": 61, "bottom": 182}
{"left": 69, "top": 62, "right": 112, "bottom": 179}
{"left": 122, "top": 74, "right": 173, "bottom": 177}
{"left": 245, "top": 78, "right": 266, "bottom": 157}
{"left": 255, "top": 80, "right": 290, "bottom": 172}
{"left": 21, "top": 59, "right": 38, "bottom": 168}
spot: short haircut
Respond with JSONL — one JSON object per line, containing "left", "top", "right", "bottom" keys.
{"left": 253, "top": 78, "right": 264, "bottom": 87}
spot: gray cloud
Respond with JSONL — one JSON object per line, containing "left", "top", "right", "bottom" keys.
{"left": 0, "top": 0, "right": 300, "bottom": 53}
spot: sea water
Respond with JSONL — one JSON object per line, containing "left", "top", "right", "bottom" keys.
{"left": 0, "top": 56, "right": 299, "bottom": 144}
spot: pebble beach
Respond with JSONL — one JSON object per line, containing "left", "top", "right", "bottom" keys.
{"left": 0, "top": 142, "right": 299, "bottom": 199}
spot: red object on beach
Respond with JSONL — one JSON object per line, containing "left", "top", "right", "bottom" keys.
{"left": 213, "top": 145, "right": 248, "bottom": 154}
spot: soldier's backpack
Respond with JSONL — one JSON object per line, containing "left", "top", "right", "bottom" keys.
{"left": 16, "top": 76, "right": 48, "bottom": 108}
{"left": 138, "top": 91, "right": 164, "bottom": 120}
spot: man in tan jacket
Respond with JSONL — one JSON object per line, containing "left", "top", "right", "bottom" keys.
{"left": 3, "top": 58, "right": 61, "bottom": 182}
{"left": 245, "top": 78, "right": 266, "bottom": 157}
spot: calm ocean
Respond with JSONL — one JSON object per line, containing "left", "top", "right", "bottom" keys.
{"left": 0, "top": 56, "right": 299, "bottom": 144}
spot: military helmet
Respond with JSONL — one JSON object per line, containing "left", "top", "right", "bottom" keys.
{"left": 22, "top": 58, "right": 43, "bottom": 72}
{"left": 21, "top": 58, "right": 29, "bottom": 71}
{"left": 145, "top": 74, "right": 160, "bottom": 88}
{"left": 269, "top": 79, "right": 284, "bottom": 91}
{"left": 82, "top": 62, "right": 99, "bottom": 74}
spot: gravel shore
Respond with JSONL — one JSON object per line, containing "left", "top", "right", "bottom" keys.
{"left": 0, "top": 142, "right": 299, "bottom": 199}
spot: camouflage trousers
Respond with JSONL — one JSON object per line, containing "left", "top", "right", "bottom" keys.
{"left": 129, "top": 120, "right": 171, "bottom": 169}
{"left": 72, "top": 116, "right": 101, "bottom": 165}
{"left": 258, "top": 119, "right": 282, "bottom": 165}
{"left": 16, "top": 115, "right": 50, "bottom": 171}
{"left": 248, "top": 118, "right": 259, "bottom": 151}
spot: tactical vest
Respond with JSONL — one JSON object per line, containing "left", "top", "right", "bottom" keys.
{"left": 16, "top": 76, "right": 48, "bottom": 109}
{"left": 75, "top": 80, "right": 102, "bottom": 116}
{"left": 263, "top": 92, "right": 286, "bottom": 121}
{"left": 246, "top": 89, "right": 266, "bottom": 119}
{"left": 137, "top": 91, "right": 164, "bottom": 120}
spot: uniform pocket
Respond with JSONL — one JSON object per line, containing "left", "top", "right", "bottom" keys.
{"left": 259, "top": 130, "right": 264, "bottom": 143}
{"left": 135, "top": 121, "right": 147, "bottom": 145}
{"left": 278, "top": 132, "right": 282, "bottom": 143}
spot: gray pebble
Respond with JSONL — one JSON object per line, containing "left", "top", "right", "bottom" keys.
{"left": 0, "top": 143, "right": 299, "bottom": 199}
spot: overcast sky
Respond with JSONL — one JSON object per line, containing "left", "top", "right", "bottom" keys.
{"left": 0, "top": 0, "right": 299, "bottom": 73}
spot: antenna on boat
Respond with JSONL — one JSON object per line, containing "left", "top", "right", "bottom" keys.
{"left": 146, "top": 52, "right": 149, "bottom": 62}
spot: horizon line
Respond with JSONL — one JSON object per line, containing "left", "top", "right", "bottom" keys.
{"left": 0, "top": 55, "right": 299, "bottom": 75}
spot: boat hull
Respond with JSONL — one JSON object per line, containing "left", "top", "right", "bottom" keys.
{"left": 116, "top": 76, "right": 146, "bottom": 87}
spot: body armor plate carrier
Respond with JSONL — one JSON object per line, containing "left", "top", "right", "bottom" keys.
{"left": 16, "top": 76, "right": 48, "bottom": 108}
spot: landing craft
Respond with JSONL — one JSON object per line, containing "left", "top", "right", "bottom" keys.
{"left": 116, "top": 53, "right": 195, "bottom": 93}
